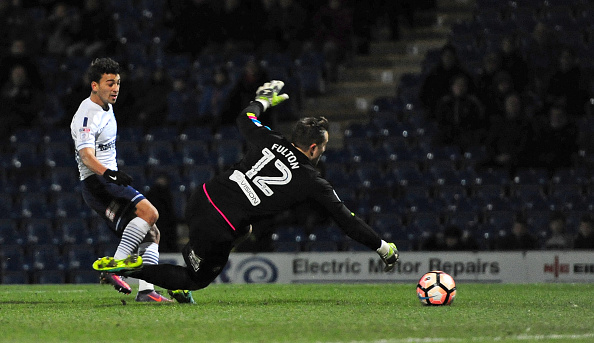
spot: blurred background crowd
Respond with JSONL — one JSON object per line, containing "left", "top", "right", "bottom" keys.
{"left": 1, "top": 0, "right": 594, "bottom": 283}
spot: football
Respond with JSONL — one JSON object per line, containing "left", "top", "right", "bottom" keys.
{"left": 416, "top": 270, "right": 457, "bottom": 306}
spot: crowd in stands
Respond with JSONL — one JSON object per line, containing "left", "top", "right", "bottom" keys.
{"left": 2, "top": 0, "right": 594, "bottom": 283}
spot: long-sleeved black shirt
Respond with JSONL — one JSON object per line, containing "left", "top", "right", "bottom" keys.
{"left": 202, "top": 102, "right": 382, "bottom": 250}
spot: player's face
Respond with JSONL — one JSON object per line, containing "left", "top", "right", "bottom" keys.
{"left": 91, "top": 73, "right": 120, "bottom": 109}
{"left": 310, "top": 131, "right": 329, "bottom": 166}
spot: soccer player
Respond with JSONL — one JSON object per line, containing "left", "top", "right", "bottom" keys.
{"left": 94, "top": 81, "right": 399, "bottom": 298}
{"left": 70, "top": 58, "right": 172, "bottom": 302}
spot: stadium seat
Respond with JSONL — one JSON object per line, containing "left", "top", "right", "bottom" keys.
{"left": 185, "top": 165, "right": 216, "bottom": 190}
{"left": 69, "top": 270, "right": 100, "bottom": 284}
{"left": 33, "top": 270, "right": 66, "bottom": 284}
{"left": 48, "top": 167, "right": 81, "bottom": 192}
{"left": 146, "top": 141, "right": 182, "bottom": 166}
{"left": 178, "top": 140, "right": 213, "bottom": 166}
{"left": 117, "top": 126, "right": 144, "bottom": 143}
{"left": 23, "top": 219, "right": 58, "bottom": 245}
{"left": 0, "top": 219, "right": 24, "bottom": 245}
{"left": 271, "top": 226, "right": 305, "bottom": 252}
{"left": 1, "top": 245, "right": 28, "bottom": 272}
{"left": 65, "top": 244, "right": 97, "bottom": 270}
{"left": 215, "top": 140, "right": 244, "bottom": 170}
{"left": 114, "top": 141, "right": 145, "bottom": 167}
{"left": 18, "top": 193, "right": 52, "bottom": 219}
{"left": 2, "top": 270, "right": 30, "bottom": 284}
{"left": 58, "top": 218, "right": 93, "bottom": 245}
{"left": 0, "top": 194, "right": 16, "bottom": 220}
{"left": 28, "top": 245, "right": 65, "bottom": 271}
{"left": 53, "top": 192, "right": 90, "bottom": 219}
{"left": 179, "top": 126, "right": 214, "bottom": 143}
{"left": 305, "top": 225, "right": 343, "bottom": 252}
{"left": 43, "top": 142, "right": 74, "bottom": 168}
{"left": 145, "top": 126, "right": 179, "bottom": 142}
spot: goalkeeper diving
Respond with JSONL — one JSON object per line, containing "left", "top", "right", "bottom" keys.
{"left": 93, "top": 81, "right": 399, "bottom": 297}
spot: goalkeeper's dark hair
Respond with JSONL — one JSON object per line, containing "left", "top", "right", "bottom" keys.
{"left": 87, "top": 57, "right": 120, "bottom": 84}
{"left": 290, "top": 116, "right": 329, "bottom": 150}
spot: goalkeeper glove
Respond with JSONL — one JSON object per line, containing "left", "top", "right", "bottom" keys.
{"left": 255, "top": 80, "right": 290, "bottom": 111}
{"left": 103, "top": 169, "right": 133, "bottom": 187}
{"left": 379, "top": 242, "right": 399, "bottom": 272}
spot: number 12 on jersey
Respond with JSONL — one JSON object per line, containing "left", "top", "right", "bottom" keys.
{"left": 229, "top": 147, "right": 293, "bottom": 206}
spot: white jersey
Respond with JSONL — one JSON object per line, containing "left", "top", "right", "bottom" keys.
{"left": 71, "top": 97, "right": 118, "bottom": 180}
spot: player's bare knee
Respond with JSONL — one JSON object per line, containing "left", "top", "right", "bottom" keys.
{"left": 136, "top": 203, "right": 159, "bottom": 226}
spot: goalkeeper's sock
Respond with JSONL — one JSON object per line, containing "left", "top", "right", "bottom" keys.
{"left": 376, "top": 240, "right": 391, "bottom": 256}
{"left": 138, "top": 242, "right": 159, "bottom": 292}
{"left": 114, "top": 217, "right": 151, "bottom": 260}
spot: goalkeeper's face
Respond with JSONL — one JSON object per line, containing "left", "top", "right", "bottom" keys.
{"left": 310, "top": 131, "right": 329, "bottom": 166}
{"left": 91, "top": 73, "right": 121, "bottom": 108}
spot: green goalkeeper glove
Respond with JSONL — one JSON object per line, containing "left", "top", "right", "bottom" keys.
{"left": 255, "top": 80, "right": 290, "bottom": 111}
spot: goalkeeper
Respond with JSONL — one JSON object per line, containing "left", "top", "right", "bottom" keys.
{"left": 94, "top": 81, "right": 399, "bottom": 295}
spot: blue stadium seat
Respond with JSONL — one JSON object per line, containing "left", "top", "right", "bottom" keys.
{"left": 178, "top": 140, "right": 213, "bottom": 166}
{"left": 215, "top": 140, "right": 244, "bottom": 170}
{"left": 18, "top": 193, "right": 52, "bottom": 219}
{"left": 304, "top": 226, "right": 342, "bottom": 252}
{"left": 0, "top": 194, "right": 16, "bottom": 220}
{"left": 53, "top": 192, "right": 90, "bottom": 219}
{"left": 115, "top": 141, "right": 145, "bottom": 167}
{"left": 2, "top": 271, "right": 30, "bottom": 284}
{"left": 1, "top": 245, "right": 28, "bottom": 272}
{"left": 0, "top": 219, "right": 24, "bottom": 245}
{"left": 117, "top": 126, "right": 144, "bottom": 143}
{"left": 69, "top": 270, "right": 100, "bottom": 284}
{"left": 145, "top": 126, "right": 179, "bottom": 142}
{"left": 58, "top": 218, "right": 93, "bottom": 245}
{"left": 179, "top": 126, "right": 214, "bottom": 143}
{"left": 23, "top": 219, "right": 58, "bottom": 245}
{"left": 28, "top": 245, "right": 65, "bottom": 271}
{"left": 271, "top": 226, "right": 305, "bottom": 252}
{"left": 185, "top": 165, "right": 216, "bottom": 190}
{"left": 48, "top": 167, "right": 81, "bottom": 193}
{"left": 65, "top": 244, "right": 97, "bottom": 270}
{"left": 33, "top": 270, "right": 66, "bottom": 284}
{"left": 146, "top": 141, "right": 182, "bottom": 166}
{"left": 44, "top": 142, "right": 75, "bottom": 168}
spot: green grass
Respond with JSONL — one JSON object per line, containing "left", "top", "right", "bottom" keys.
{"left": 0, "top": 283, "right": 593, "bottom": 342}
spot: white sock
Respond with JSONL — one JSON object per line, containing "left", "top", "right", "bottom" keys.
{"left": 138, "top": 242, "right": 159, "bottom": 292}
{"left": 376, "top": 240, "right": 390, "bottom": 256}
{"left": 114, "top": 217, "right": 151, "bottom": 260}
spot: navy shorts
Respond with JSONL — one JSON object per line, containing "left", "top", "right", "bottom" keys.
{"left": 81, "top": 174, "right": 146, "bottom": 235}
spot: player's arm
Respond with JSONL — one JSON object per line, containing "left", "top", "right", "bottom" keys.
{"left": 78, "top": 147, "right": 132, "bottom": 186}
{"left": 312, "top": 179, "right": 399, "bottom": 271}
{"left": 236, "top": 80, "right": 289, "bottom": 136}
{"left": 79, "top": 147, "right": 108, "bottom": 175}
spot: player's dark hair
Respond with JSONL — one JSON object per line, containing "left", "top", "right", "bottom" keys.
{"left": 87, "top": 57, "right": 120, "bottom": 84}
{"left": 290, "top": 116, "right": 329, "bottom": 150}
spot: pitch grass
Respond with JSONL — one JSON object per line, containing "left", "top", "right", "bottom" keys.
{"left": 0, "top": 283, "right": 593, "bottom": 343}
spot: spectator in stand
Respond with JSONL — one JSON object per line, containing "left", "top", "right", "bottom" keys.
{"left": 483, "top": 71, "right": 515, "bottom": 122}
{"left": 573, "top": 214, "right": 594, "bottom": 249}
{"left": 524, "top": 21, "right": 559, "bottom": 98}
{"left": 135, "top": 68, "right": 173, "bottom": 129}
{"left": 475, "top": 52, "right": 502, "bottom": 108}
{"left": 67, "top": 0, "right": 117, "bottom": 57}
{"left": 531, "top": 104, "right": 578, "bottom": 173}
{"left": 265, "top": 0, "right": 310, "bottom": 57}
{"left": 197, "top": 67, "right": 232, "bottom": 126}
{"left": 0, "top": 38, "right": 42, "bottom": 91}
{"left": 433, "top": 74, "right": 485, "bottom": 149}
{"left": 0, "top": 65, "right": 44, "bottom": 136}
{"left": 312, "top": 0, "right": 354, "bottom": 82}
{"left": 420, "top": 44, "right": 473, "bottom": 119}
{"left": 482, "top": 93, "right": 532, "bottom": 173}
{"left": 221, "top": 59, "right": 269, "bottom": 126}
{"left": 495, "top": 215, "right": 539, "bottom": 251}
{"left": 43, "top": 2, "right": 79, "bottom": 56}
{"left": 545, "top": 47, "right": 588, "bottom": 118}
{"left": 498, "top": 34, "right": 529, "bottom": 93}
{"left": 544, "top": 211, "right": 572, "bottom": 250}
